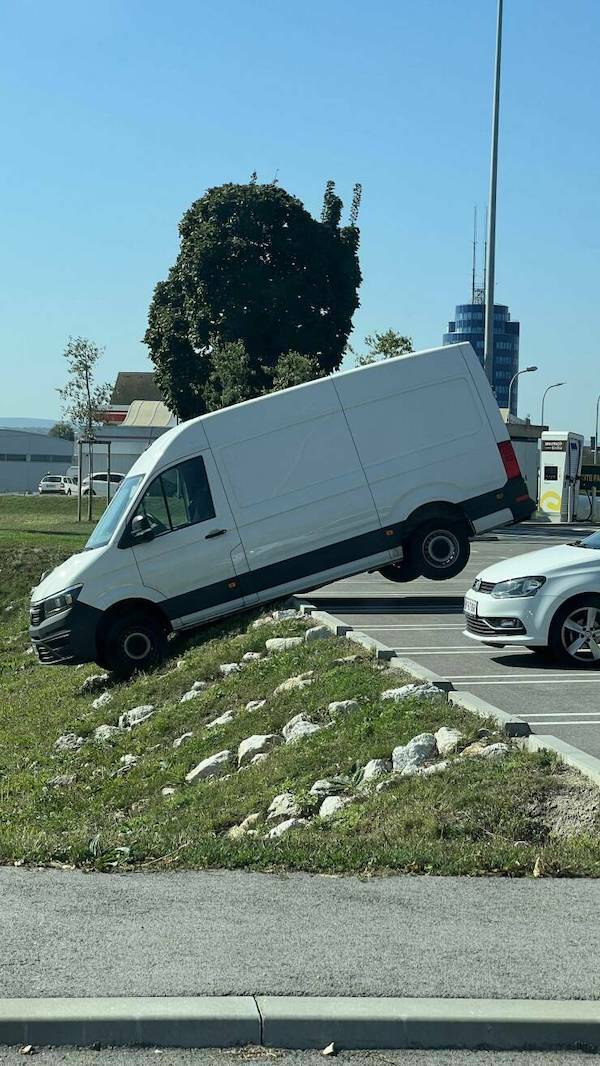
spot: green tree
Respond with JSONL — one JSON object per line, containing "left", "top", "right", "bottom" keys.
{"left": 271, "top": 351, "right": 322, "bottom": 391}
{"left": 49, "top": 421, "right": 75, "bottom": 441}
{"left": 57, "top": 337, "right": 111, "bottom": 439}
{"left": 353, "top": 330, "right": 413, "bottom": 367}
{"left": 204, "top": 338, "right": 255, "bottom": 412}
{"left": 145, "top": 180, "right": 362, "bottom": 418}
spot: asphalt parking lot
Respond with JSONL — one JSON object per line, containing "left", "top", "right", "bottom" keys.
{"left": 307, "top": 522, "right": 600, "bottom": 760}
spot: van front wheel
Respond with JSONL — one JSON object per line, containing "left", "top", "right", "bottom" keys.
{"left": 103, "top": 610, "right": 168, "bottom": 678}
{"left": 408, "top": 519, "right": 470, "bottom": 581}
{"left": 378, "top": 560, "right": 417, "bottom": 583}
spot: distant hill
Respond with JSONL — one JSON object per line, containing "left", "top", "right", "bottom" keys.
{"left": 0, "top": 418, "right": 55, "bottom": 433}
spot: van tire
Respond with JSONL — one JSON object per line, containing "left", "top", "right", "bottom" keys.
{"left": 378, "top": 561, "right": 418, "bottom": 583}
{"left": 408, "top": 518, "right": 470, "bottom": 581}
{"left": 103, "top": 610, "right": 169, "bottom": 678}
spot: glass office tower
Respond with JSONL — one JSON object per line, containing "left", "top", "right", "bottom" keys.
{"left": 443, "top": 303, "right": 520, "bottom": 414}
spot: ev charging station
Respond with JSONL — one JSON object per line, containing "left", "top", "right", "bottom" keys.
{"left": 538, "top": 431, "right": 584, "bottom": 523}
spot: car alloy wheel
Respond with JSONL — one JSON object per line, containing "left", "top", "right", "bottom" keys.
{"left": 561, "top": 605, "right": 600, "bottom": 663}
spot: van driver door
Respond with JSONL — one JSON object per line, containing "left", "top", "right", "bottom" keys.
{"left": 129, "top": 452, "right": 256, "bottom": 626}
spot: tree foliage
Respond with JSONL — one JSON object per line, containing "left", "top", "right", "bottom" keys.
{"left": 204, "top": 338, "right": 255, "bottom": 413}
{"left": 57, "top": 337, "right": 111, "bottom": 438}
{"left": 49, "top": 421, "right": 75, "bottom": 441}
{"left": 353, "top": 329, "right": 413, "bottom": 367}
{"left": 145, "top": 180, "right": 362, "bottom": 417}
{"left": 271, "top": 351, "right": 322, "bottom": 391}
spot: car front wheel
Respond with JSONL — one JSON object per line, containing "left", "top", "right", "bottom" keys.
{"left": 103, "top": 610, "right": 169, "bottom": 678}
{"left": 549, "top": 596, "right": 600, "bottom": 667}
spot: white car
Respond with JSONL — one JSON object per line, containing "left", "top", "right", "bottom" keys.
{"left": 464, "top": 532, "right": 600, "bottom": 666}
{"left": 81, "top": 472, "right": 125, "bottom": 497}
{"left": 38, "top": 475, "right": 76, "bottom": 495}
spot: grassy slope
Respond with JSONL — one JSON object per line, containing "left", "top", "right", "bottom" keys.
{"left": 1, "top": 497, "right": 600, "bottom": 876}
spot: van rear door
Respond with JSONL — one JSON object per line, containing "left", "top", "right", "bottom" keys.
{"left": 129, "top": 452, "right": 254, "bottom": 627}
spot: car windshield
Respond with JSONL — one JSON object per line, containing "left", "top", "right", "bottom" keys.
{"left": 85, "top": 475, "right": 143, "bottom": 550}
{"left": 577, "top": 532, "right": 600, "bottom": 550}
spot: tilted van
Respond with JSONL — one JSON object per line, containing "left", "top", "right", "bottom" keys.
{"left": 30, "top": 343, "right": 534, "bottom": 675}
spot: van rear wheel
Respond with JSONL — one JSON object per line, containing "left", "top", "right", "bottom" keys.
{"left": 408, "top": 519, "right": 470, "bottom": 581}
{"left": 103, "top": 610, "right": 169, "bottom": 678}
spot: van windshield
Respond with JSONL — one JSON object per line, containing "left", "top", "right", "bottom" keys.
{"left": 85, "top": 475, "right": 144, "bottom": 550}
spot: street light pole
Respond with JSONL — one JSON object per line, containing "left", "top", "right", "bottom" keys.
{"left": 507, "top": 365, "right": 537, "bottom": 421}
{"left": 484, "top": 0, "right": 504, "bottom": 385}
{"left": 540, "top": 381, "right": 565, "bottom": 429}
{"left": 593, "top": 393, "right": 600, "bottom": 523}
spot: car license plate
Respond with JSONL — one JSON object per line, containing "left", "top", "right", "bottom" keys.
{"left": 464, "top": 595, "right": 478, "bottom": 617}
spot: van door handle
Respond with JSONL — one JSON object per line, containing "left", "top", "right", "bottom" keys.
{"left": 205, "top": 528, "right": 227, "bottom": 539}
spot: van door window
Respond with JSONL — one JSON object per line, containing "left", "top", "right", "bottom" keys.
{"left": 132, "top": 457, "right": 216, "bottom": 537}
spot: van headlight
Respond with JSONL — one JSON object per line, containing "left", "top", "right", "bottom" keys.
{"left": 42, "top": 585, "right": 83, "bottom": 618}
{"left": 491, "top": 576, "right": 546, "bottom": 599}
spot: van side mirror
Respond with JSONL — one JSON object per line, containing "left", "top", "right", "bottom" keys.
{"left": 130, "top": 514, "right": 154, "bottom": 543}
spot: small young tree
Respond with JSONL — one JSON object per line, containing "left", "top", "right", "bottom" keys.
{"left": 203, "top": 338, "right": 256, "bottom": 412}
{"left": 271, "top": 351, "right": 322, "bottom": 391}
{"left": 57, "top": 337, "right": 112, "bottom": 438}
{"left": 49, "top": 421, "right": 75, "bottom": 441}
{"left": 353, "top": 330, "right": 413, "bottom": 367}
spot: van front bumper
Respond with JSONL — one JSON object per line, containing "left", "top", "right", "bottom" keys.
{"left": 29, "top": 600, "right": 101, "bottom": 665}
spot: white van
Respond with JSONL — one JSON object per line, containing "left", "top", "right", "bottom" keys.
{"left": 29, "top": 343, "right": 534, "bottom": 675}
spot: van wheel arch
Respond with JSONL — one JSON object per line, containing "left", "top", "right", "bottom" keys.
{"left": 96, "top": 599, "right": 172, "bottom": 668}
{"left": 403, "top": 501, "right": 473, "bottom": 538}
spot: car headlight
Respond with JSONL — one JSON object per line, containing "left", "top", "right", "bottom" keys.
{"left": 491, "top": 576, "right": 546, "bottom": 599}
{"left": 42, "top": 585, "right": 83, "bottom": 617}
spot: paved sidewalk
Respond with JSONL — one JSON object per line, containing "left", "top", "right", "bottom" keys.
{"left": 2, "top": 868, "right": 599, "bottom": 999}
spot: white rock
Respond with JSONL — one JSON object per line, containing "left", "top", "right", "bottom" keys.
{"left": 392, "top": 733, "right": 437, "bottom": 773}
{"left": 274, "top": 673, "right": 314, "bottom": 695}
{"left": 381, "top": 683, "right": 442, "bottom": 703}
{"left": 80, "top": 673, "right": 110, "bottom": 695}
{"left": 376, "top": 777, "right": 399, "bottom": 793}
{"left": 434, "top": 727, "right": 463, "bottom": 756}
{"left": 267, "top": 792, "right": 299, "bottom": 822}
{"left": 242, "top": 652, "right": 263, "bottom": 662}
{"left": 265, "top": 637, "right": 303, "bottom": 652}
{"left": 332, "top": 655, "right": 360, "bottom": 665}
{"left": 480, "top": 742, "right": 510, "bottom": 760}
{"left": 180, "top": 689, "right": 202, "bottom": 703}
{"left": 282, "top": 714, "right": 322, "bottom": 743}
{"left": 327, "top": 700, "right": 359, "bottom": 717}
{"left": 238, "top": 733, "right": 282, "bottom": 767}
{"left": 48, "top": 773, "right": 76, "bottom": 788}
{"left": 266, "top": 817, "right": 308, "bottom": 839}
{"left": 115, "top": 754, "right": 138, "bottom": 775}
{"left": 361, "top": 758, "right": 392, "bottom": 782}
{"left": 54, "top": 733, "right": 84, "bottom": 753}
{"left": 227, "top": 813, "right": 262, "bottom": 838}
{"left": 173, "top": 732, "right": 194, "bottom": 748}
{"left": 245, "top": 700, "right": 267, "bottom": 712}
{"left": 93, "top": 724, "right": 120, "bottom": 743}
{"left": 162, "top": 787, "right": 176, "bottom": 796}
{"left": 250, "top": 753, "right": 268, "bottom": 765}
{"left": 192, "top": 680, "right": 209, "bottom": 692}
{"left": 419, "top": 760, "right": 450, "bottom": 776}
{"left": 272, "top": 609, "right": 301, "bottom": 621}
{"left": 309, "top": 778, "right": 349, "bottom": 798}
{"left": 219, "top": 663, "right": 241, "bottom": 676}
{"left": 176, "top": 659, "right": 186, "bottom": 669}
{"left": 319, "top": 796, "right": 351, "bottom": 819}
{"left": 251, "top": 615, "right": 274, "bottom": 628}
{"left": 305, "top": 625, "right": 330, "bottom": 642}
{"left": 186, "top": 750, "right": 232, "bottom": 783}
{"left": 92, "top": 691, "right": 112, "bottom": 710}
{"left": 207, "top": 710, "right": 235, "bottom": 729}
{"left": 118, "top": 705, "right": 155, "bottom": 730}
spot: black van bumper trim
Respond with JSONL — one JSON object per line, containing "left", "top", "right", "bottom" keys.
{"left": 29, "top": 601, "right": 102, "bottom": 665}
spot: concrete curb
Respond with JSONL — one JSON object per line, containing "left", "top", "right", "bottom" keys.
{"left": 3, "top": 997, "right": 600, "bottom": 1051}
{"left": 0, "top": 997, "right": 259, "bottom": 1049}
{"left": 295, "top": 597, "right": 600, "bottom": 789}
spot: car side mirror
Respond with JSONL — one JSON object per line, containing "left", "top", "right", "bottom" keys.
{"left": 130, "top": 514, "right": 154, "bottom": 543}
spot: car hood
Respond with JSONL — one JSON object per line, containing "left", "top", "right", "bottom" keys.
{"left": 476, "top": 543, "right": 600, "bottom": 584}
{"left": 31, "top": 547, "right": 107, "bottom": 603}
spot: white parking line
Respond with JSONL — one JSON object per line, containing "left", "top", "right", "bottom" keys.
{"left": 446, "top": 672, "right": 597, "bottom": 680}
{"left": 525, "top": 711, "right": 600, "bottom": 717}
{"left": 358, "top": 624, "right": 464, "bottom": 631}
{"left": 530, "top": 721, "right": 600, "bottom": 726}
{"left": 455, "top": 678, "right": 600, "bottom": 686}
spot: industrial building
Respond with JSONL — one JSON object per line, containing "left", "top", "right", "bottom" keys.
{"left": 0, "top": 428, "right": 72, "bottom": 493}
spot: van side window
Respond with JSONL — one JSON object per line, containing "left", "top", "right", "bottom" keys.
{"left": 133, "top": 457, "right": 216, "bottom": 536}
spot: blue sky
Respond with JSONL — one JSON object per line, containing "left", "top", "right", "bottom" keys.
{"left": 0, "top": 0, "right": 598, "bottom": 433}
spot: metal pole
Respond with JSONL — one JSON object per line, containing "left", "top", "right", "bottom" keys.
{"left": 484, "top": 0, "right": 503, "bottom": 385}
{"left": 593, "top": 395, "right": 600, "bottom": 522}
{"left": 540, "top": 381, "right": 565, "bottom": 429}
{"left": 87, "top": 441, "right": 93, "bottom": 523}
{"left": 507, "top": 365, "right": 537, "bottom": 422}
{"left": 106, "top": 441, "right": 111, "bottom": 509}
{"left": 77, "top": 439, "right": 82, "bottom": 523}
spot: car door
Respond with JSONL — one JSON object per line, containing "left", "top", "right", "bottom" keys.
{"left": 130, "top": 451, "right": 255, "bottom": 626}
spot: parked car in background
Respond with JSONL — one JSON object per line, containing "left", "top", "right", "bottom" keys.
{"left": 81, "top": 472, "right": 125, "bottom": 497}
{"left": 38, "top": 475, "right": 75, "bottom": 495}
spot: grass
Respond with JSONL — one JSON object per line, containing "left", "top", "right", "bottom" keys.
{"left": 1, "top": 496, "right": 600, "bottom": 876}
